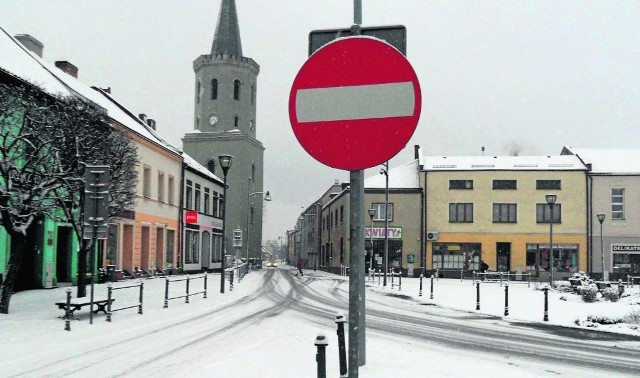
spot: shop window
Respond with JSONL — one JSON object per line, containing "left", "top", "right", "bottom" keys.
{"left": 166, "top": 230, "right": 175, "bottom": 268}
{"left": 432, "top": 243, "right": 480, "bottom": 271}
{"left": 493, "top": 203, "right": 517, "bottom": 223}
{"left": 449, "top": 180, "right": 473, "bottom": 189}
{"left": 612, "top": 188, "right": 625, "bottom": 220}
{"left": 613, "top": 253, "right": 640, "bottom": 274}
{"left": 536, "top": 203, "right": 561, "bottom": 223}
{"left": 449, "top": 203, "right": 473, "bottom": 223}
{"left": 526, "top": 243, "right": 578, "bottom": 274}
{"left": 185, "top": 230, "right": 200, "bottom": 264}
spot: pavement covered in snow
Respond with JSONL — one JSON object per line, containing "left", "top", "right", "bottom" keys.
{"left": 2, "top": 266, "right": 640, "bottom": 377}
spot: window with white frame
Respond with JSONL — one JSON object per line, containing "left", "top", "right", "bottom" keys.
{"left": 186, "top": 180, "right": 193, "bottom": 210}
{"left": 194, "top": 183, "right": 201, "bottom": 212}
{"left": 372, "top": 203, "right": 393, "bottom": 221}
{"left": 204, "top": 187, "right": 210, "bottom": 215}
{"left": 612, "top": 188, "right": 625, "bottom": 220}
{"left": 449, "top": 203, "right": 473, "bottom": 223}
{"left": 143, "top": 166, "right": 151, "bottom": 198}
{"left": 168, "top": 176, "right": 175, "bottom": 205}
{"left": 158, "top": 171, "right": 165, "bottom": 202}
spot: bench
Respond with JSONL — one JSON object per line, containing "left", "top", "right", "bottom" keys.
{"left": 55, "top": 298, "right": 115, "bottom": 320}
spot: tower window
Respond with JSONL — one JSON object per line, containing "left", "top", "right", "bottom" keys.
{"left": 234, "top": 116, "right": 239, "bottom": 128}
{"left": 251, "top": 84, "right": 255, "bottom": 105}
{"left": 251, "top": 164, "right": 256, "bottom": 181}
{"left": 196, "top": 80, "right": 201, "bottom": 104}
{"left": 234, "top": 79, "right": 241, "bottom": 100}
{"left": 211, "top": 79, "right": 218, "bottom": 100}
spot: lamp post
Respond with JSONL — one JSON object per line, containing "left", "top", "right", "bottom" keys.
{"left": 597, "top": 213, "right": 606, "bottom": 280}
{"left": 380, "top": 161, "right": 389, "bottom": 286}
{"left": 368, "top": 208, "right": 376, "bottom": 275}
{"left": 545, "top": 194, "right": 557, "bottom": 286}
{"left": 218, "top": 154, "right": 233, "bottom": 294}
{"left": 246, "top": 186, "right": 271, "bottom": 263}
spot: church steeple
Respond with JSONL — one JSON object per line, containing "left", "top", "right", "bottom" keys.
{"left": 211, "top": 0, "right": 243, "bottom": 56}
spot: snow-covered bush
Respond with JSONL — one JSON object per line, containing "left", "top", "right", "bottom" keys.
{"left": 580, "top": 284, "right": 599, "bottom": 302}
{"left": 554, "top": 281, "right": 573, "bottom": 293}
{"left": 601, "top": 287, "right": 619, "bottom": 302}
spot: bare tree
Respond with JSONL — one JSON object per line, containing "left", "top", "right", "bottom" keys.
{"left": 51, "top": 95, "right": 138, "bottom": 298}
{"left": 0, "top": 83, "right": 138, "bottom": 312}
{"left": 0, "top": 83, "right": 69, "bottom": 313}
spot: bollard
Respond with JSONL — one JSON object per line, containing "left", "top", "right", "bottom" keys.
{"left": 107, "top": 285, "right": 113, "bottom": 322}
{"left": 378, "top": 269, "right": 381, "bottom": 286}
{"left": 204, "top": 274, "right": 208, "bottom": 299}
{"left": 430, "top": 274, "right": 434, "bottom": 299}
{"left": 391, "top": 268, "right": 395, "bottom": 289}
{"left": 528, "top": 273, "right": 531, "bottom": 288}
{"left": 618, "top": 279, "right": 624, "bottom": 297}
{"left": 164, "top": 278, "right": 170, "bottom": 308}
{"left": 315, "top": 333, "right": 328, "bottom": 378}
{"left": 461, "top": 269, "right": 464, "bottom": 282}
{"left": 186, "top": 276, "right": 191, "bottom": 304}
{"left": 543, "top": 287, "right": 549, "bottom": 321}
{"left": 230, "top": 270, "right": 234, "bottom": 291}
{"left": 504, "top": 282, "right": 509, "bottom": 316}
{"left": 64, "top": 288, "right": 72, "bottom": 331}
{"left": 335, "top": 313, "right": 347, "bottom": 377}
{"left": 398, "top": 271, "right": 402, "bottom": 291}
{"left": 436, "top": 268, "right": 439, "bottom": 281}
{"left": 419, "top": 274, "right": 423, "bottom": 297}
{"left": 138, "top": 281, "right": 144, "bottom": 315}
{"left": 476, "top": 281, "right": 480, "bottom": 310}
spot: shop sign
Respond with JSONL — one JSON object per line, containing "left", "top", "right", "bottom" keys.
{"left": 185, "top": 211, "right": 198, "bottom": 224}
{"left": 612, "top": 245, "right": 640, "bottom": 253}
{"left": 365, "top": 227, "right": 402, "bottom": 239}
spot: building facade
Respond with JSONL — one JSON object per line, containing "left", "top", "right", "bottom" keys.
{"left": 563, "top": 147, "right": 640, "bottom": 280}
{"left": 181, "top": 154, "right": 225, "bottom": 273}
{"left": 423, "top": 155, "right": 588, "bottom": 280}
{"left": 183, "top": 0, "right": 265, "bottom": 261}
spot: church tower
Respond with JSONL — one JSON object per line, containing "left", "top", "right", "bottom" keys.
{"left": 183, "top": 0, "right": 264, "bottom": 262}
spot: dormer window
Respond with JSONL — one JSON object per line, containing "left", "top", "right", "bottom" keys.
{"left": 233, "top": 79, "right": 241, "bottom": 100}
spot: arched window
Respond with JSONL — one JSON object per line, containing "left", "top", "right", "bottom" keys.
{"left": 233, "top": 79, "right": 241, "bottom": 100}
{"left": 196, "top": 80, "right": 201, "bottom": 104}
{"left": 210, "top": 79, "right": 218, "bottom": 100}
{"left": 234, "top": 116, "right": 239, "bottom": 128}
{"left": 207, "top": 159, "right": 216, "bottom": 174}
{"left": 251, "top": 163, "right": 256, "bottom": 182}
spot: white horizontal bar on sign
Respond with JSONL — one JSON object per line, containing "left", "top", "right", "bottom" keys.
{"left": 295, "top": 82, "right": 415, "bottom": 123}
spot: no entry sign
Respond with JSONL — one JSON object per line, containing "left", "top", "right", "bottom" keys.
{"left": 289, "top": 36, "right": 421, "bottom": 170}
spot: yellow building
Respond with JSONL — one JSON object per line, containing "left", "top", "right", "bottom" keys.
{"left": 423, "top": 155, "right": 588, "bottom": 280}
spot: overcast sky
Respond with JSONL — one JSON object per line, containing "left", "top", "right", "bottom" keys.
{"left": 2, "top": 1, "right": 638, "bottom": 242}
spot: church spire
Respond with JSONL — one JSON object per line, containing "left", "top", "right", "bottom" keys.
{"left": 211, "top": 0, "right": 243, "bottom": 56}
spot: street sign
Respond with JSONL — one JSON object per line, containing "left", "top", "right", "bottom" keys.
{"left": 233, "top": 228, "right": 243, "bottom": 248}
{"left": 309, "top": 25, "right": 406, "bottom": 56}
{"left": 83, "top": 165, "right": 110, "bottom": 240}
{"left": 289, "top": 36, "right": 421, "bottom": 170}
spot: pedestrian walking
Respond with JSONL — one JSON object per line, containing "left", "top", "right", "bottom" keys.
{"left": 297, "top": 259, "right": 304, "bottom": 276}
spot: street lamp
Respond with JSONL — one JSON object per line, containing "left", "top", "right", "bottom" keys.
{"left": 246, "top": 184, "right": 271, "bottom": 264}
{"left": 597, "top": 213, "right": 606, "bottom": 280}
{"left": 368, "top": 208, "right": 376, "bottom": 275}
{"left": 545, "top": 194, "right": 557, "bottom": 286}
{"left": 380, "top": 161, "right": 389, "bottom": 286}
{"left": 218, "top": 154, "right": 233, "bottom": 294}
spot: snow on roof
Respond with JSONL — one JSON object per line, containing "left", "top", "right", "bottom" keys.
{"left": 0, "top": 27, "right": 70, "bottom": 95}
{"left": 365, "top": 159, "right": 420, "bottom": 189}
{"left": 562, "top": 147, "right": 640, "bottom": 174}
{"left": 0, "top": 27, "right": 181, "bottom": 157}
{"left": 422, "top": 155, "right": 587, "bottom": 171}
{"left": 183, "top": 153, "right": 222, "bottom": 183}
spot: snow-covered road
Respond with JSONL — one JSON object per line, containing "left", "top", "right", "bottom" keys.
{"left": 3, "top": 267, "right": 640, "bottom": 377}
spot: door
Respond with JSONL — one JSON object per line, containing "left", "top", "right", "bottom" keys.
{"left": 140, "top": 226, "right": 150, "bottom": 270}
{"left": 56, "top": 226, "right": 73, "bottom": 283}
{"left": 201, "top": 231, "right": 211, "bottom": 270}
{"left": 496, "top": 242, "right": 511, "bottom": 273}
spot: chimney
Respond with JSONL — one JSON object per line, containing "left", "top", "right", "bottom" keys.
{"left": 15, "top": 34, "right": 44, "bottom": 58}
{"left": 139, "top": 113, "right": 147, "bottom": 123}
{"left": 101, "top": 87, "right": 111, "bottom": 93}
{"left": 414, "top": 144, "right": 421, "bottom": 160}
{"left": 146, "top": 119, "right": 156, "bottom": 130}
{"left": 55, "top": 61, "right": 78, "bottom": 78}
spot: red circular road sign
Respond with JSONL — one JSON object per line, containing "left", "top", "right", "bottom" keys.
{"left": 289, "top": 36, "right": 421, "bottom": 170}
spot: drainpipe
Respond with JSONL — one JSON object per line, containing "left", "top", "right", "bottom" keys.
{"left": 178, "top": 162, "right": 186, "bottom": 272}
